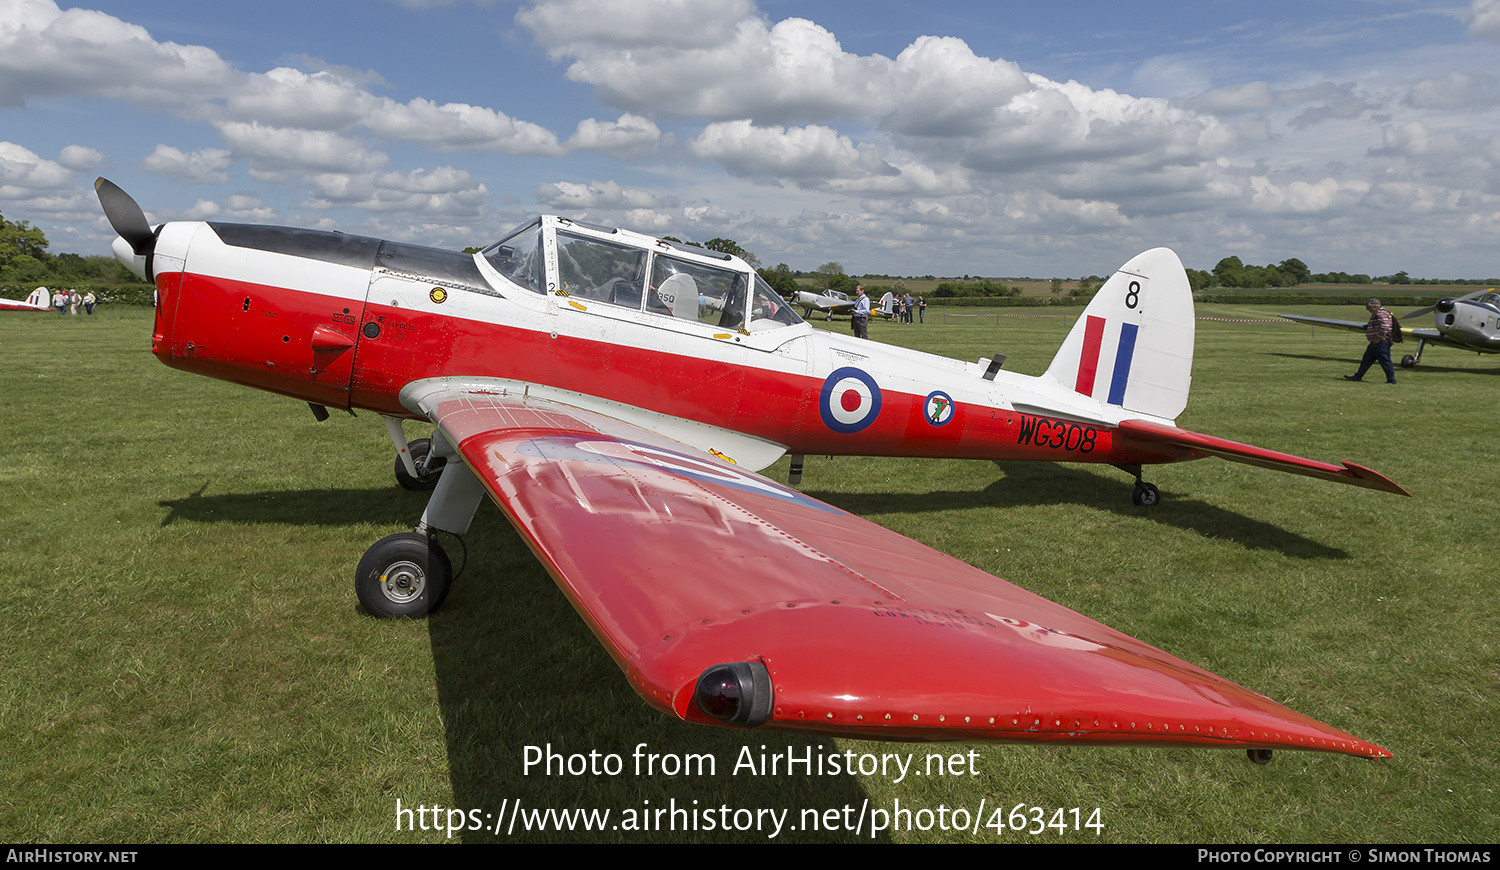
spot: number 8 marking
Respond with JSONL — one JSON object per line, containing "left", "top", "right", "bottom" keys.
{"left": 1125, "top": 280, "right": 1140, "bottom": 310}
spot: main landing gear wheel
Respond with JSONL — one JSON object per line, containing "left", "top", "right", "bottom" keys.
{"left": 1131, "top": 481, "right": 1161, "bottom": 507}
{"left": 1400, "top": 354, "right": 1416, "bottom": 368}
{"left": 355, "top": 532, "right": 452, "bottom": 618}
{"left": 1247, "top": 749, "right": 1274, "bottom": 765}
{"left": 395, "top": 438, "right": 447, "bottom": 491}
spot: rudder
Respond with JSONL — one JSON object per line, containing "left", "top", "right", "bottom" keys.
{"left": 1042, "top": 248, "right": 1194, "bottom": 421}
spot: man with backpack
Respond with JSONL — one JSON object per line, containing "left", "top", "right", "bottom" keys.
{"left": 1344, "top": 298, "right": 1399, "bottom": 385}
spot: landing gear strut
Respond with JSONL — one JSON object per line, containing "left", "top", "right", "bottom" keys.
{"left": 394, "top": 437, "right": 447, "bottom": 491}
{"left": 382, "top": 416, "right": 448, "bottom": 491}
{"left": 360, "top": 425, "right": 486, "bottom": 618}
{"left": 1116, "top": 464, "right": 1161, "bottom": 507}
{"left": 1399, "top": 338, "right": 1427, "bottom": 369}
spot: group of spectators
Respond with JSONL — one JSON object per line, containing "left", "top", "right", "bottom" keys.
{"left": 894, "top": 292, "right": 926, "bottom": 324}
{"left": 46, "top": 287, "right": 97, "bottom": 315}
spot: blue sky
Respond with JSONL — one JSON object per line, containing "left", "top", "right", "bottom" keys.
{"left": 3, "top": 0, "right": 1499, "bottom": 278}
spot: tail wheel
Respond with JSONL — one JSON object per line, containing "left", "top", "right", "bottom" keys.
{"left": 355, "top": 532, "right": 452, "bottom": 618}
{"left": 1132, "top": 482, "right": 1161, "bottom": 507}
{"left": 395, "top": 438, "right": 447, "bottom": 491}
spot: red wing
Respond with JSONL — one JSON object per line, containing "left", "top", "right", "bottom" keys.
{"left": 1117, "top": 419, "right": 1409, "bottom": 496}
{"left": 412, "top": 380, "right": 1389, "bottom": 758}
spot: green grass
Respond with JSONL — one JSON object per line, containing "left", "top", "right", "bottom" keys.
{"left": 2, "top": 306, "right": 1496, "bottom": 843}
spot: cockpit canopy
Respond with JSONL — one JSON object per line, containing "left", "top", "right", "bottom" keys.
{"left": 481, "top": 217, "right": 802, "bottom": 332}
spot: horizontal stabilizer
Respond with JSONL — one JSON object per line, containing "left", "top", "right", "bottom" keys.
{"left": 1118, "top": 419, "right": 1409, "bottom": 496}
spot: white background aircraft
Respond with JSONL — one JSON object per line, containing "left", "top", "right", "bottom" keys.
{"left": 1282, "top": 289, "right": 1500, "bottom": 367}
{"left": 0, "top": 287, "right": 51, "bottom": 311}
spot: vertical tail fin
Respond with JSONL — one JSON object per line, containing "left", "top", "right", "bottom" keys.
{"left": 1042, "top": 248, "right": 1195, "bottom": 421}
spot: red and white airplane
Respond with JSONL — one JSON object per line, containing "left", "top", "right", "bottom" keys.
{"left": 97, "top": 177, "right": 1403, "bottom": 761}
{"left": 0, "top": 287, "right": 51, "bottom": 311}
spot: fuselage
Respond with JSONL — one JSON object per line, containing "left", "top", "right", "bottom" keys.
{"left": 138, "top": 217, "right": 1194, "bottom": 472}
{"left": 1433, "top": 294, "right": 1500, "bottom": 351}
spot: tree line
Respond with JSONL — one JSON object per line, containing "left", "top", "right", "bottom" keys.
{"left": 1, "top": 210, "right": 147, "bottom": 295}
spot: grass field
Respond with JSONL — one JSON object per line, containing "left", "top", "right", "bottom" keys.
{"left": 2, "top": 306, "right": 1496, "bottom": 843}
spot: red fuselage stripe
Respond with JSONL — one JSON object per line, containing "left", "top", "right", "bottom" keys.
{"left": 157, "top": 271, "right": 1196, "bottom": 467}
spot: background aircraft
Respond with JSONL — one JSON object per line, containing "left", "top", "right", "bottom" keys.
{"left": 1281, "top": 289, "right": 1500, "bottom": 367}
{"left": 793, "top": 287, "right": 855, "bottom": 319}
{"left": 96, "top": 177, "right": 1398, "bottom": 760}
{"left": 0, "top": 287, "right": 51, "bottom": 311}
{"left": 794, "top": 287, "right": 898, "bottom": 321}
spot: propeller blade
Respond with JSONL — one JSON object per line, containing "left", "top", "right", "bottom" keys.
{"left": 94, "top": 177, "right": 155, "bottom": 255}
{"left": 1406, "top": 288, "right": 1489, "bottom": 319}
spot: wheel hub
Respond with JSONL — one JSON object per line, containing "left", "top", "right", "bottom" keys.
{"left": 380, "top": 560, "right": 426, "bottom": 604}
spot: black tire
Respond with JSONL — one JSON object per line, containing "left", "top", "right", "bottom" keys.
{"left": 395, "top": 438, "right": 446, "bottom": 491}
{"left": 1131, "top": 482, "right": 1161, "bottom": 507}
{"left": 1400, "top": 354, "right": 1416, "bottom": 368}
{"left": 1247, "top": 748, "right": 1274, "bottom": 765}
{"left": 355, "top": 532, "right": 452, "bottom": 618}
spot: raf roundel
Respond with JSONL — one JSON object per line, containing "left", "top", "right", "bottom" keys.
{"left": 819, "top": 367, "right": 883, "bottom": 433}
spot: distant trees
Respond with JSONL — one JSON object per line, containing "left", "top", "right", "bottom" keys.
{"left": 703, "top": 237, "right": 759, "bottom": 268}
{"left": 814, "top": 261, "right": 856, "bottom": 294}
{"left": 0, "top": 210, "right": 145, "bottom": 289}
{"left": 1209, "top": 256, "right": 1316, "bottom": 289}
{"left": 931, "top": 279, "right": 1018, "bottom": 298}
{"left": 757, "top": 262, "right": 800, "bottom": 296}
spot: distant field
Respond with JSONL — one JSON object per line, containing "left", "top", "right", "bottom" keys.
{"left": 858, "top": 278, "right": 1059, "bottom": 298}
{"left": 1217, "top": 284, "right": 1487, "bottom": 297}
{"left": 850, "top": 281, "right": 1491, "bottom": 300}
{"left": 3, "top": 306, "right": 1495, "bottom": 842}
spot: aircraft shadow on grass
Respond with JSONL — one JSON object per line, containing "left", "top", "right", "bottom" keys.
{"left": 807, "top": 461, "right": 1348, "bottom": 560}
{"left": 158, "top": 460, "right": 1348, "bottom": 560}
{"left": 158, "top": 485, "right": 890, "bottom": 842}
{"left": 1265, "top": 350, "right": 1500, "bottom": 376}
{"left": 158, "top": 482, "right": 430, "bottom": 528}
